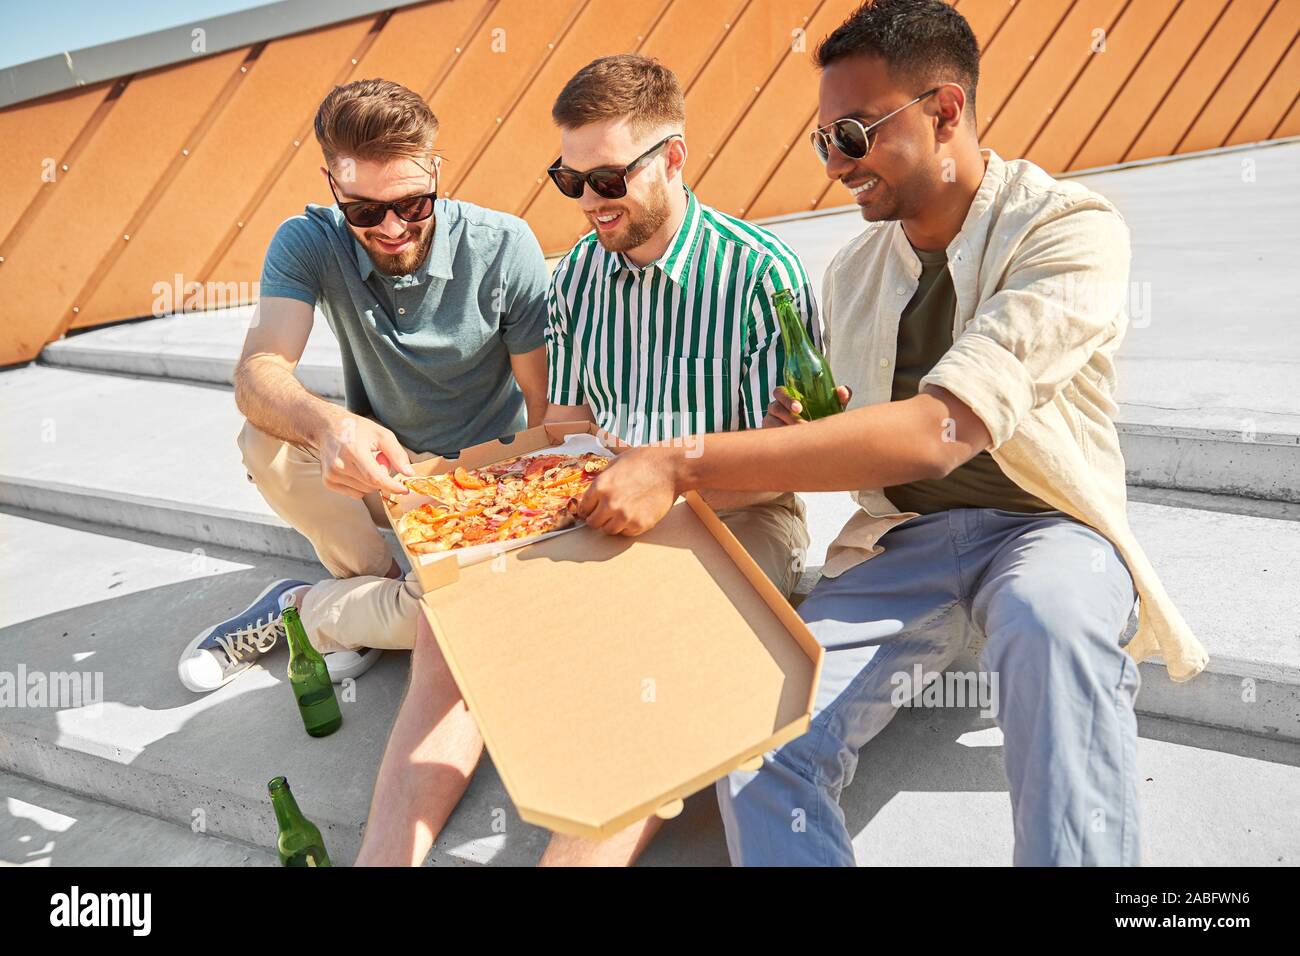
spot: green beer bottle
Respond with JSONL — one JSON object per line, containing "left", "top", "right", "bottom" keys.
{"left": 268, "top": 776, "right": 332, "bottom": 867}
{"left": 772, "top": 288, "right": 841, "bottom": 420}
{"left": 282, "top": 606, "right": 342, "bottom": 738}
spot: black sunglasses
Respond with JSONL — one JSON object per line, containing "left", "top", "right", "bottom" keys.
{"left": 810, "top": 88, "right": 940, "bottom": 163}
{"left": 327, "top": 164, "right": 439, "bottom": 228}
{"left": 547, "top": 134, "right": 680, "bottom": 200}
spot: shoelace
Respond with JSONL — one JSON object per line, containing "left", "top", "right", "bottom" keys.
{"left": 213, "top": 616, "right": 285, "bottom": 666}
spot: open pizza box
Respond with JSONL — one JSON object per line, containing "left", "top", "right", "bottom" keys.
{"left": 382, "top": 421, "right": 823, "bottom": 839}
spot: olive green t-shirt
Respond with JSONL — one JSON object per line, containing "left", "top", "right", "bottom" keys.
{"left": 882, "top": 244, "right": 1053, "bottom": 515}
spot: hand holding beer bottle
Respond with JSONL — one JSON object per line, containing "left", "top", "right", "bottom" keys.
{"left": 768, "top": 289, "right": 849, "bottom": 425}
{"left": 764, "top": 384, "right": 852, "bottom": 426}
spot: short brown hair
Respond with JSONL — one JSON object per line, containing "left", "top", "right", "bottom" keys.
{"left": 552, "top": 54, "right": 685, "bottom": 134}
{"left": 314, "top": 78, "right": 439, "bottom": 168}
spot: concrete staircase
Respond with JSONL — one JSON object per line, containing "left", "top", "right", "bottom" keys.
{"left": 4, "top": 319, "right": 1299, "bottom": 866}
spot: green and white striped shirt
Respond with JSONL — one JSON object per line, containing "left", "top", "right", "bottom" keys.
{"left": 546, "top": 187, "right": 820, "bottom": 444}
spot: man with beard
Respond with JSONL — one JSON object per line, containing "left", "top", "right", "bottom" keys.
{"left": 177, "top": 79, "right": 551, "bottom": 694}
{"left": 353, "top": 55, "right": 819, "bottom": 867}
{"left": 577, "top": 0, "right": 1208, "bottom": 865}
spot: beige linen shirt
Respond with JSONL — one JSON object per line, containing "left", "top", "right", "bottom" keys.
{"left": 820, "top": 148, "right": 1207, "bottom": 682}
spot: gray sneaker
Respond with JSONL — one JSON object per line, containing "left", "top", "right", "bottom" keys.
{"left": 178, "top": 579, "right": 308, "bottom": 692}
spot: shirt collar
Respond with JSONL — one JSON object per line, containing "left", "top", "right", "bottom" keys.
{"left": 951, "top": 148, "right": 1003, "bottom": 251}
{"left": 603, "top": 186, "right": 702, "bottom": 285}
{"left": 350, "top": 197, "right": 455, "bottom": 282}
{"left": 889, "top": 148, "right": 1004, "bottom": 266}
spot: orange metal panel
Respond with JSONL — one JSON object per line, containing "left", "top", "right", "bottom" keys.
{"left": 697, "top": 0, "right": 863, "bottom": 218}
{"left": 677, "top": 0, "right": 820, "bottom": 189}
{"left": 981, "top": 0, "right": 1128, "bottom": 160}
{"left": 1271, "top": 87, "right": 1300, "bottom": 136}
{"left": 974, "top": 0, "right": 1073, "bottom": 139}
{"left": 1178, "top": 0, "right": 1300, "bottom": 152}
{"left": 433, "top": 0, "right": 586, "bottom": 199}
{"left": 746, "top": 107, "right": 828, "bottom": 217}
{"left": 5, "top": 0, "right": 1296, "bottom": 359}
{"left": 1070, "top": 0, "right": 1228, "bottom": 169}
{"left": 1225, "top": 30, "right": 1300, "bottom": 143}
{"left": 346, "top": 0, "right": 492, "bottom": 95}
{"left": 647, "top": 0, "right": 753, "bottom": 94}
{"left": 77, "top": 20, "right": 375, "bottom": 326}
{"left": 523, "top": 0, "right": 752, "bottom": 253}
{"left": 1026, "top": 0, "right": 1177, "bottom": 172}
{"left": 1124, "top": 0, "right": 1274, "bottom": 160}
{"left": 685, "top": 0, "right": 822, "bottom": 189}
{"left": 955, "top": 0, "right": 1020, "bottom": 53}
{"left": 0, "top": 50, "right": 244, "bottom": 360}
{"left": 453, "top": 0, "right": 671, "bottom": 213}
{"left": 0, "top": 84, "right": 108, "bottom": 247}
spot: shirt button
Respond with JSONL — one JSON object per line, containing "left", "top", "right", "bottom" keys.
{"left": 879, "top": 358, "right": 890, "bottom": 368}
{"left": 896, "top": 287, "right": 906, "bottom": 295}
{"left": 398, "top": 307, "right": 406, "bottom": 315}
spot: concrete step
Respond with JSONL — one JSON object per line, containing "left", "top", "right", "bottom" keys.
{"left": 0, "top": 770, "right": 278, "bottom": 866}
{"left": 0, "top": 510, "right": 1296, "bottom": 865}
{"left": 3, "top": 364, "right": 1298, "bottom": 739}
{"left": 40, "top": 303, "right": 1300, "bottom": 501}
{"left": 43, "top": 305, "right": 346, "bottom": 400}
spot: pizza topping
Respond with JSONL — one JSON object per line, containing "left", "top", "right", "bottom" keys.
{"left": 452, "top": 466, "right": 489, "bottom": 490}
{"left": 394, "top": 450, "right": 609, "bottom": 556}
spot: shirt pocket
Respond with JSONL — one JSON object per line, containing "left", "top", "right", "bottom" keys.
{"left": 659, "top": 356, "right": 730, "bottom": 437}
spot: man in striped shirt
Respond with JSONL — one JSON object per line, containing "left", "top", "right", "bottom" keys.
{"left": 537, "top": 55, "right": 819, "bottom": 865}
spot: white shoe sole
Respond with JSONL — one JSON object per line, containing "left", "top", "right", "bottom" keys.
{"left": 326, "top": 648, "right": 385, "bottom": 683}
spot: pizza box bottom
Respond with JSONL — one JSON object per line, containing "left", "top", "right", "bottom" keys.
{"left": 398, "top": 423, "right": 822, "bottom": 839}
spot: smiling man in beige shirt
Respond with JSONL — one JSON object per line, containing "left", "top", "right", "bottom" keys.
{"left": 578, "top": 0, "right": 1207, "bottom": 866}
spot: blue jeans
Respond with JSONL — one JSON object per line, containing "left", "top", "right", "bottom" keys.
{"left": 717, "top": 508, "right": 1141, "bottom": 866}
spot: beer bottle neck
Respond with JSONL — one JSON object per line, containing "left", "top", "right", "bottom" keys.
{"left": 281, "top": 607, "right": 317, "bottom": 662}
{"left": 269, "top": 782, "right": 307, "bottom": 831}
{"left": 774, "top": 295, "right": 812, "bottom": 351}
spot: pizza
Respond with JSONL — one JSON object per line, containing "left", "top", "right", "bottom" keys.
{"left": 389, "top": 451, "right": 610, "bottom": 555}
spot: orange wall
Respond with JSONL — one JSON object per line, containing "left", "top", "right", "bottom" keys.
{"left": 1, "top": 0, "right": 1297, "bottom": 364}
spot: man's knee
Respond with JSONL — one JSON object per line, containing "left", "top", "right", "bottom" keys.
{"left": 236, "top": 419, "right": 283, "bottom": 484}
{"left": 979, "top": 581, "right": 1125, "bottom": 679}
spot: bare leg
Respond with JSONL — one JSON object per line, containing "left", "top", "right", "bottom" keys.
{"left": 537, "top": 816, "right": 665, "bottom": 867}
{"left": 354, "top": 613, "right": 483, "bottom": 866}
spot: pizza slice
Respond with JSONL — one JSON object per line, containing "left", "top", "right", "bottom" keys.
{"left": 393, "top": 451, "right": 609, "bottom": 555}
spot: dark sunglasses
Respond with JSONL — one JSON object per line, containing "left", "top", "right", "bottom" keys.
{"left": 327, "top": 164, "right": 439, "bottom": 228}
{"left": 547, "top": 134, "right": 680, "bottom": 200}
{"left": 810, "top": 88, "right": 940, "bottom": 163}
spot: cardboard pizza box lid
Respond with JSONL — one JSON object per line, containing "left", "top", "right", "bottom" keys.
{"left": 385, "top": 423, "right": 823, "bottom": 839}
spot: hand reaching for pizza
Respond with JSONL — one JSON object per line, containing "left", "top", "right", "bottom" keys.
{"left": 316, "top": 409, "right": 414, "bottom": 499}
{"left": 576, "top": 445, "right": 682, "bottom": 536}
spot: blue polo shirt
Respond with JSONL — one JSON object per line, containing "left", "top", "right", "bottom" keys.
{"left": 259, "top": 199, "right": 549, "bottom": 455}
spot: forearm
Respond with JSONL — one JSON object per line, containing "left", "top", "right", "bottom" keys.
{"left": 680, "top": 394, "right": 980, "bottom": 494}
{"left": 234, "top": 356, "right": 338, "bottom": 449}
{"left": 698, "top": 488, "right": 784, "bottom": 510}
{"left": 544, "top": 401, "right": 596, "bottom": 426}
{"left": 524, "top": 393, "right": 548, "bottom": 429}
{"left": 509, "top": 347, "right": 550, "bottom": 428}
